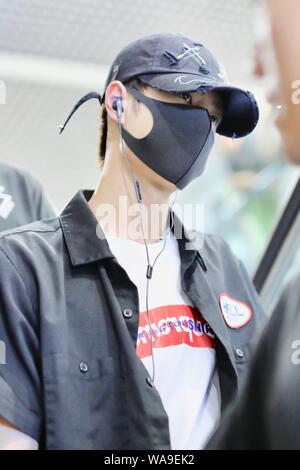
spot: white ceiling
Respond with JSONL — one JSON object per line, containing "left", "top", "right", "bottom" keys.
{"left": 0, "top": 0, "right": 259, "bottom": 210}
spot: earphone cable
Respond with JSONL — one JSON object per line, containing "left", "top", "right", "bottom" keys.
{"left": 144, "top": 192, "right": 177, "bottom": 384}
{"left": 116, "top": 95, "right": 178, "bottom": 384}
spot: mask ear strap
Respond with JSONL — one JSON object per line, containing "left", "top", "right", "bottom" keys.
{"left": 126, "top": 86, "right": 144, "bottom": 102}
{"left": 59, "top": 92, "right": 102, "bottom": 134}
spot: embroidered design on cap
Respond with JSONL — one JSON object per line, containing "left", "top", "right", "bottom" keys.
{"left": 219, "top": 293, "right": 253, "bottom": 329}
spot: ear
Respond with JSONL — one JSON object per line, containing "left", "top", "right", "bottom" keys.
{"left": 105, "top": 80, "right": 127, "bottom": 126}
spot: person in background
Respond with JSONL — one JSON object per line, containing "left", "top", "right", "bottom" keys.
{"left": 0, "top": 161, "right": 56, "bottom": 231}
{"left": 207, "top": 0, "right": 300, "bottom": 449}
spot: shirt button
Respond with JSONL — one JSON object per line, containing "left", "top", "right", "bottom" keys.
{"left": 79, "top": 362, "right": 89, "bottom": 373}
{"left": 235, "top": 348, "right": 244, "bottom": 358}
{"left": 146, "top": 376, "right": 154, "bottom": 387}
{"left": 122, "top": 308, "right": 133, "bottom": 319}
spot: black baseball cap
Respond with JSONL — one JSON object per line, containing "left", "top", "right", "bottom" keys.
{"left": 100, "top": 33, "right": 259, "bottom": 139}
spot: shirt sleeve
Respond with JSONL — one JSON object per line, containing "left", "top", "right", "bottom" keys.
{"left": 0, "top": 245, "right": 42, "bottom": 442}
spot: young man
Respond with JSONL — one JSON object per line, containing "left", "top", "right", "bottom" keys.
{"left": 207, "top": 0, "right": 300, "bottom": 450}
{"left": 0, "top": 33, "right": 264, "bottom": 450}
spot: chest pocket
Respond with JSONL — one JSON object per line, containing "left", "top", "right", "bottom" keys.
{"left": 43, "top": 353, "right": 129, "bottom": 450}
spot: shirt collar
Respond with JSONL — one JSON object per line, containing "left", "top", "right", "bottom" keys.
{"left": 60, "top": 189, "right": 113, "bottom": 266}
{"left": 60, "top": 189, "right": 200, "bottom": 269}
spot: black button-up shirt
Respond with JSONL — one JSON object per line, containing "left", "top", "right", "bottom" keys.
{"left": 0, "top": 190, "right": 266, "bottom": 449}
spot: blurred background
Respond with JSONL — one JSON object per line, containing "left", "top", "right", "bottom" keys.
{"left": 0, "top": 0, "right": 299, "bottom": 282}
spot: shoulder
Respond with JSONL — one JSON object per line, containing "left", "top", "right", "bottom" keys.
{"left": 0, "top": 162, "right": 56, "bottom": 221}
{"left": 0, "top": 161, "right": 45, "bottom": 204}
{"left": 197, "top": 231, "right": 242, "bottom": 271}
{"left": 202, "top": 232, "right": 233, "bottom": 253}
{"left": 0, "top": 161, "right": 50, "bottom": 206}
{"left": 0, "top": 217, "right": 62, "bottom": 280}
{"left": 0, "top": 161, "right": 40, "bottom": 187}
{"left": 195, "top": 231, "right": 266, "bottom": 322}
{"left": 0, "top": 216, "right": 61, "bottom": 242}
{"left": 201, "top": 232, "right": 256, "bottom": 291}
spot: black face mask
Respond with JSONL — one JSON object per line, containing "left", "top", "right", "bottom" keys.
{"left": 58, "top": 87, "right": 215, "bottom": 190}
{"left": 121, "top": 86, "right": 215, "bottom": 189}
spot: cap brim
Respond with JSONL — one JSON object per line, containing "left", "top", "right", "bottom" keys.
{"left": 137, "top": 72, "right": 259, "bottom": 138}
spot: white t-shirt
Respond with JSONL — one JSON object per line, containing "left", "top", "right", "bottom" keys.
{"left": 105, "top": 227, "right": 221, "bottom": 450}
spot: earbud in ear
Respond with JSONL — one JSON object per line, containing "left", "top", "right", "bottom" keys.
{"left": 112, "top": 98, "right": 123, "bottom": 112}
{"left": 112, "top": 97, "right": 124, "bottom": 124}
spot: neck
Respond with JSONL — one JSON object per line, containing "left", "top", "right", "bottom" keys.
{"left": 89, "top": 142, "right": 175, "bottom": 244}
